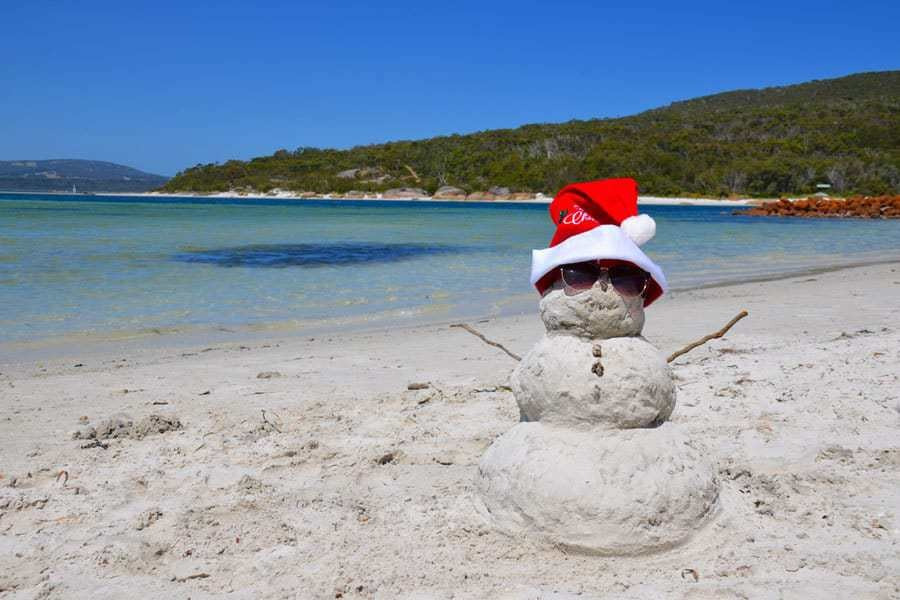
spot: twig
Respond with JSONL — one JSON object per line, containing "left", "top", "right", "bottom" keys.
{"left": 174, "top": 572, "right": 210, "bottom": 582}
{"left": 667, "top": 311, "right": 749, "bottom": 363}
{"left": 79, "top": 439, "right": 109, "bottom": 450}
{"left": 261, "top": 409, "right": 282, "bottom": 433}
{"left": 450, "top": 323, "right": 521, "bottom": 361}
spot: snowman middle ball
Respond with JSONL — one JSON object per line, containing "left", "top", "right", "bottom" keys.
{"left": 512, "top": 335, "right": 675, "bottom": 429}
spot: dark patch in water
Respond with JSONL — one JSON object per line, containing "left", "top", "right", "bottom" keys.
{"left": 174, "top": 242, "right": 472, "bottom": 268}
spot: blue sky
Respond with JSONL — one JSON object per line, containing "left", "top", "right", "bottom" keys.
{"left": 1, "top": 0, "right": 897, "bottom": 176}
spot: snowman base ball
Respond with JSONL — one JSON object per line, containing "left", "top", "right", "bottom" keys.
{"left": 475, "top": 423, "right": 719, "bottom": 555}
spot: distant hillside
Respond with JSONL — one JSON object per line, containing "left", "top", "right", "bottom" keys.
{"left": 0, "top": 159, "right": 168, "bottom": 193}
{"left": 651, "top": 70, "right": 899, "bottom": 114}
{"left": 164, "top": 71, "right": 900, "bottom": 197}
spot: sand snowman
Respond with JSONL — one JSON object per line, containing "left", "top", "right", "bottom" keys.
{"left": 476, "top": 178, "right": 718, "bottom": 555}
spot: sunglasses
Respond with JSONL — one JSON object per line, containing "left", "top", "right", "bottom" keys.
{"left": 560, "top": 262, "right": 651, "bottom": 298}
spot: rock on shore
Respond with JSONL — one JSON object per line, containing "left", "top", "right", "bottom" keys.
{"left": 739, "top": 195, "right": 900, "bottom": 218}
{"left": 383, "top": 187, "right": 428, "bottom": 199}
{"left": 432, "top": 186, "right": 467, "bottom": 200}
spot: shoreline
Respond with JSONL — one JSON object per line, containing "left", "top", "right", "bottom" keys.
{"left": 3, "top": 259, "right": 898, "bottom": 366}
{"left": 2, "top": 188, "right": 757, "bottom": 206}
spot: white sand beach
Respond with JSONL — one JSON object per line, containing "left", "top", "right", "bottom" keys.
{"left": 1, "top": 263, "right": 898, "bottom": 598}
{"left": 105, "top": 190, "right": 755, "bottom": 207}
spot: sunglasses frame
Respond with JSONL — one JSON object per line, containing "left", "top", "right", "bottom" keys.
{"left": 559, "top": 262, "right": 650, "bottom": 298}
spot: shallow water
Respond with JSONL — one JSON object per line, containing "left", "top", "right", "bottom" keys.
{"left": 2, "top": 193, "right": 900, "bottom": 343}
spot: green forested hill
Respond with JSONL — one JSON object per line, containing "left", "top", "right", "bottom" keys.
{"left": 163, "top": 71, "right": 900, "bottom": 197}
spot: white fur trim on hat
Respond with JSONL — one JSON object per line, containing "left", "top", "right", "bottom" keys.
{"left": 620, "top": 214, "right": 656, "bottom": 246}
{"left": 530, "top": 225, "right": 668, "bottom": 293}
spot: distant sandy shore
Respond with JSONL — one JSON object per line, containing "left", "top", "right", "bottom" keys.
{"left": 2, "top": 262, "right": 898, "bottom": 598}
{"left": 87, "top": 190, "right": 755, "bottom": 207}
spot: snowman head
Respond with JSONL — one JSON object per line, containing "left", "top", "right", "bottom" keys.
{"left": 539, "top": 259, "right": 647, "bottom": 338}
{"left": 529, "top": 178, "right": 668, "bottom": 308}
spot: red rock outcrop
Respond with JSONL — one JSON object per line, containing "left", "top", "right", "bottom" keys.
{"left": 738, "top": 196, "right": 900, "bottom": 219}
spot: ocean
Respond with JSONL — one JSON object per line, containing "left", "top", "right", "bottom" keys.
{"left": 2, "top": 193, "right": 900, "bottom": 344}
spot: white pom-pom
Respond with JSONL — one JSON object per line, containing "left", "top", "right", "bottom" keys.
{"left": 621, "top": 214, "right": 656, "bottom": 246}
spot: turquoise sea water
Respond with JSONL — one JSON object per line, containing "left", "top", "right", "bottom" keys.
{"left": 2, "top": 193, "right": 900, "bottom": 344}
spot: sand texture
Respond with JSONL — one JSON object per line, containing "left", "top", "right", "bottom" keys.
{"left": 1, "top": 263, "right": 899, "bottom": 598}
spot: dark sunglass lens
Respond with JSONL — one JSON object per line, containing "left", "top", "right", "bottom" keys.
{"left": 609, "top": 267, "right": 649, "bottom": 297}
{"left": 561, "top": 263, "right": 599, "bottom": 289}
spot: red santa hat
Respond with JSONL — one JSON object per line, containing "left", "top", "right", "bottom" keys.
{"left": 530, "top": 178, "right": 668, "bottom": 306}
